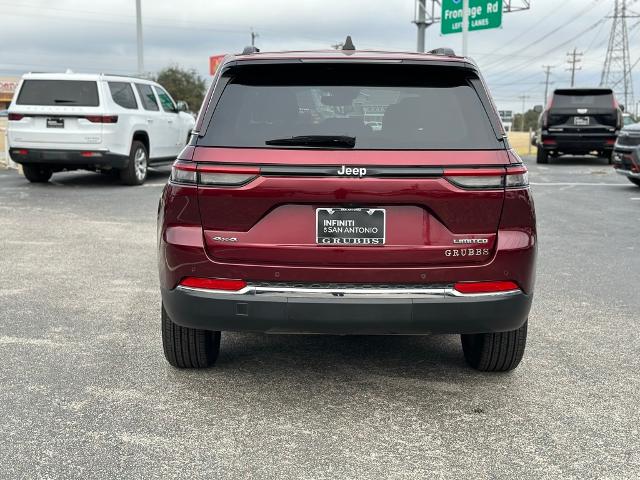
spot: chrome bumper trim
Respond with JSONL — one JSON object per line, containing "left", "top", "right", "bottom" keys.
{"left": 176, "top": 284, "right": 522, "bottom": 299}
{"left": 615, "top": 169, "right": 640, "bottom": 179}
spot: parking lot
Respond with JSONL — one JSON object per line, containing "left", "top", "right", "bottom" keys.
{"left": 0, "top": 158, "right": 639, "bottom": 479}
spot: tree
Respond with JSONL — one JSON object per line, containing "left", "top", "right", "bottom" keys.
{"left": 512, "top": 109, "right": 540, "bottom": 132}
{"left": 155, "top": 66, "right": 206, "bottom": 113}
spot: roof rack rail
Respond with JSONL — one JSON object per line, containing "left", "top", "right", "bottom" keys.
{"left": 427, "top": 47, "right": 457, "bottom": 57}
{"left": 241, "top": 46, "right": 260, "bottom": 55}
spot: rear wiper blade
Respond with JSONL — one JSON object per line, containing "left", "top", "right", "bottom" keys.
{"left": 53, "top": 99, "right": 76, "bottom": 104}
{"left": 265, "top": 135, "right": 356, "bottom": 148}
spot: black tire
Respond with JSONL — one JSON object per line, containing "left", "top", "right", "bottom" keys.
{"left": 536, "top": 148, "right": 549, "bottom": 164}
{"left": 161, "top": 304, "right": 220, "bottom": 368}
{"left": 120, "top": 140, "right": 148, "bottom": 186}
{"left": 22, "top": 164, "right": 52, "bottom": 183}
{"left": 461, "top": 321, "right": 527, "bottom": 372}
{"left": 629, "top": 178, "right": 640, "bottom": 187}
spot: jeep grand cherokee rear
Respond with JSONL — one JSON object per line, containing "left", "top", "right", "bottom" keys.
{"left": 536, "top": 88, "right": 621, "bottom": 164}
{"left": 158, "top": 49, "right": 537, "bottom": 372}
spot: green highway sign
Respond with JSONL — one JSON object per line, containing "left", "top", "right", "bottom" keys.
{"left": 441, "top": 0, "right": 503, "bottom": 35}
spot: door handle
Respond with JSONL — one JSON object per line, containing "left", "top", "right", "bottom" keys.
{"left": 168, "top": 120, "right": 174, "bottom": 124}
{"left": 147, "top": 119, "right": 153, "bottom": 124}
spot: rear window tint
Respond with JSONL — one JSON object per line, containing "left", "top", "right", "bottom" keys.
{"left": 108, "top": 82, "right": 137, "bottom": 109}
{"left": 16, "top": 80, "right": 99, "bottom": 106}
{"left": 553, "top": 91, "right": 614, "bottom": 109}
{"left": 135, "top": 83, "right": 159, "bottom": 111}
{"left": 199, "top": 64, "right": 501, "bottom": 150}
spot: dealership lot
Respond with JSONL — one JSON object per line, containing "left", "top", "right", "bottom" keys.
{"left": 0, "top": 158, "right": 638, "bottom": 478}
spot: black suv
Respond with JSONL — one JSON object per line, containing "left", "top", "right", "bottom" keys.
{"left": 536, "top": 88, "right": 621, "bottom": 164}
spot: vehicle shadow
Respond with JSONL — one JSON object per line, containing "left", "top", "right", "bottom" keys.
{"left": 47, "top": 167, "right": 170, "bottom": 187}
{"left": 546, "top": 155, "right": 611, "bottom": 166}
{"left": 212, "top": 332, "right": 475, "bottom": 379}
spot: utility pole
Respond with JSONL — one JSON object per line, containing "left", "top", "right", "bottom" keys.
{"left": 135, "top": 0, "right": 144, "bottom": 75}
{"left": 601, "top": 0, "right": 638, "bottom": 108}
{"left": 542, "top": 65, "right": 554, "bottom": 105}
{"left": 251, "top": 29, "right": 259, "bottom": 47}
{"left": 566, "top": 48, "right": 583, "bottom": 87}
{"left": 462, "top": 0, "right": 470, "bottom": 57}
{"left": 415, "top": 0, "right": 427, "bottom": 53}
{"left": 519, "top": 94, "right": 529, "bottom": 132}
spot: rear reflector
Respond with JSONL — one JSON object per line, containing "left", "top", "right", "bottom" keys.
{"left": 84, "top": 115, "right": 118, "bottom": 123}
{"left": 179, "top": 277, "right": 247, "bottom": 291}
{"left": 14, "top": 149, "right": 28, "bottom": 155}
{"left": 542, "top": 139, "right": 556, "bottom": 145}
{"left": 454, "top": 281, "right": 520, "bottom": 294}
{"left": 8, "top": 113, "right": 24, "bottom": 121}
{"left": 81, "top": 151, "right": 103, "bottom": 158}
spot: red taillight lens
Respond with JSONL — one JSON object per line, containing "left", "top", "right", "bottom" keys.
{"left": 542, "top": 139, "right": 556, "bottom": 145}
{"left": 444, "top": 168, "right": 504, "bottom": 189}
{"left": 505, "top": 165, "right": 529, "bottom": 188}
{"left": 454, "top": 281, "right": 520, "bottom": 294}
{"left": 198, "top": 165, "right": 259, "bottom": 186}
{"left": 179, "top": 277, "right": 247, "bottom": 291}
{"left": 444, "top": 166, "right": 528, "bottom": 189}
{"left": 8, "top": 113, "right": 24, "bottom": 121}
{"left": 170, "top": 161, "right": 197, "bottom": 184}
{"left": 84, "top": 115, "right": 118, "bottom": 123}
{"left": 170, "top": 162, "right": 260, "bottom": 187}
{"left": 605, "top": 138, "right": 616, "bottom": 145}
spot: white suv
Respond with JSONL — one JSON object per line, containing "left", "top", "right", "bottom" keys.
{"left": 7, "top": 72, "right": 195, "bottom": 185}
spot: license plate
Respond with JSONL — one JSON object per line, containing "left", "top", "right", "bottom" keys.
{"left": 46, "top": 118, "right": 64, "bottom": 128}
{"left": 316, "top": 208, "right": 385, "bottom": 246}
{"left": 573, "top": 116, "right": 590, "bottom": 126}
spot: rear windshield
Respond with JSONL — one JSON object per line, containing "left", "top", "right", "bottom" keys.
{"left": 200, "top": 64, "right": 501, "bottom": 150}
{"left": 552, "top": 90, "right": 614, "bottom": 109}
{"left": 16, "top": 80, "right": 99, "bottom": 107}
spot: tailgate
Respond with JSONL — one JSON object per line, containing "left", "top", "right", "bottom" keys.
{"left": 195, "top": 149, "right": 509, "bottom": 268}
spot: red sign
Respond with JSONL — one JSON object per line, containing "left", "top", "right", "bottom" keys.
{"left": 209, "top": 55, "right": 225, "bottom": 76}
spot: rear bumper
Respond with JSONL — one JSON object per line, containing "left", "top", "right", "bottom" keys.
{"left": 9, "top": 148, "right": 129, "bottom": 169}
{"left": 161, "top": 284, "right": 532, "bottom": 334}
{"left": 612, "top": 149, "right": 640, "bottom": 178}
{"left": 540, "top": 132, "right": 616, "bottom": 153}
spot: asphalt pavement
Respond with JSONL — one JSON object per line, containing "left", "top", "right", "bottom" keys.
{"left": 0, "top": 157, "right": 639, "bottom": 479}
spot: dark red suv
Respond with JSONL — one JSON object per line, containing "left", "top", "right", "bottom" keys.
{"left": 158, "top": 46, "right": 536, "bottom": 372}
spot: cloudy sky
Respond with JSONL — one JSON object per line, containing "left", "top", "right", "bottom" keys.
{"left": 1, "top": 0, "right": 637, "bottom": 111}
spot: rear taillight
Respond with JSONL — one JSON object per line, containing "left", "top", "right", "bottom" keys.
{"left": 170, "top": 162, "right": 197, "bottom": 184}
{"left": 170, "top": 162, "right": 259, "bottom": 187}
{"left": 444, "top": 166, "right": 529, "bottom": 190}
{"left": 198, "top": 165, "right": 259, "bottom": 186}
{"left": 8, "top": 113, "right": 24, "bottom": 121}
{"left": 84, "top": 115, "right": 118, "bottom": 123}
{"left": 179, "top": 277, "right": 247, "bottom": 291}
{"left": 454, "top": 281, "right": 520, "bottom": 295}
{"left": 505, "top": 165, "right": 529, "bottom": 188}
{"left": 541, "top": 111, "right": 549, "bottom": 129}
{"left": 444, "top": 168, "right": 504, "bottom": 189}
